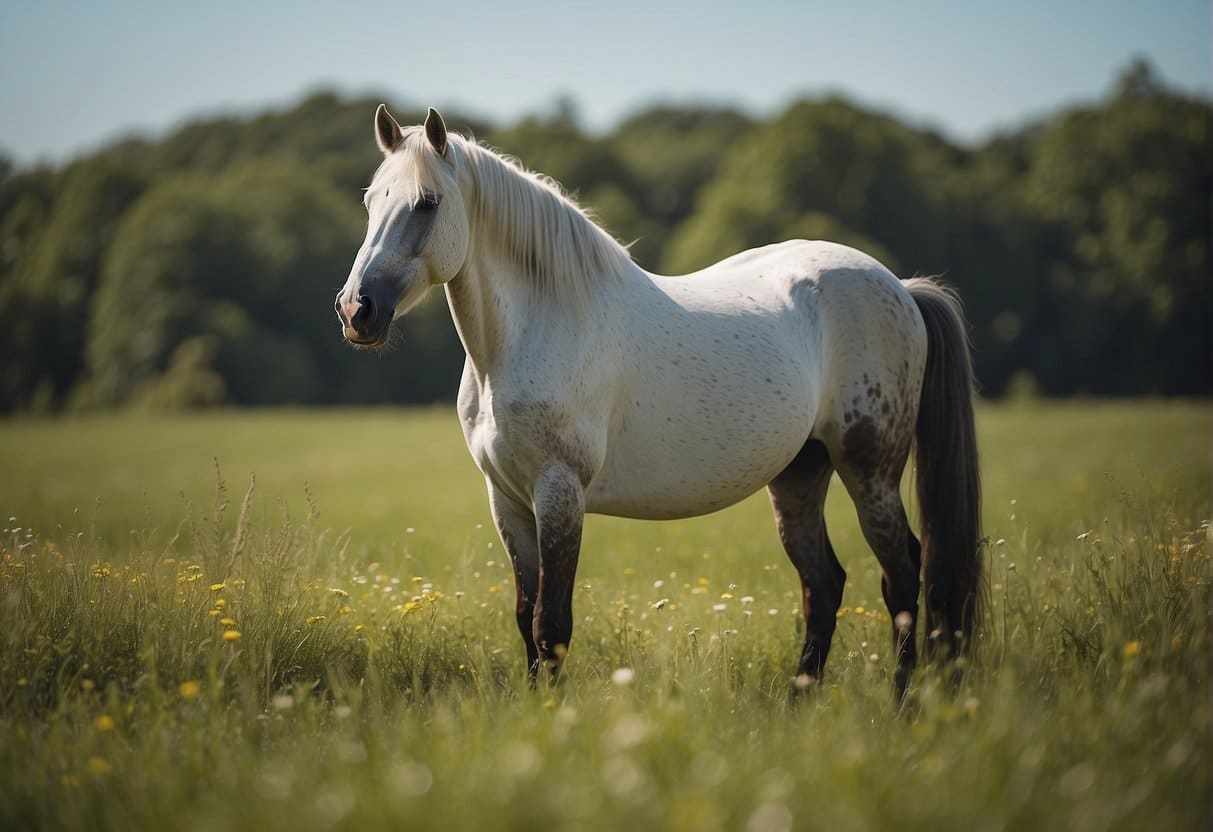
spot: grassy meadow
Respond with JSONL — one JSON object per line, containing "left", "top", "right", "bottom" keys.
{"left": 0, "top": 401, "right": 1209, "bottom": 831}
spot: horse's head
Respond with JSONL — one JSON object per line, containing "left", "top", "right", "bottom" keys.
{"left": 336, "top": 106, "right": 469, "bottom": 347}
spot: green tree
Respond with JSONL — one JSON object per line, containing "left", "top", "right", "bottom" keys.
{"left": 2, "top": 160, "right": 147, "bottom": 409}
{"left": 1020, "top": 59, "right": 1211, "bottom": 393}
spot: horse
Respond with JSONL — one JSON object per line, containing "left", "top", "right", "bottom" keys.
{"left": 336, "top": 106, "right": 981, "bottom": 697}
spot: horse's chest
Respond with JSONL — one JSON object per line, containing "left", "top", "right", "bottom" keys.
{"left": 459, "top": 381, "right": 598, "bottom": 505}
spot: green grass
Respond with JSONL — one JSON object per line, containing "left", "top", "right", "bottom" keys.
{"left": 0, "top": 401, "right": 1209, "bottom": 831}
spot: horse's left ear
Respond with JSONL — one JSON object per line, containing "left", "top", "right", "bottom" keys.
{"left": 424, "top": 107, "right": 448, "bottom": 157}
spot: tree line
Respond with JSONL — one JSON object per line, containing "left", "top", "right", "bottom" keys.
{"left": 0, "top": 59, "right": 1207, "bottom": 412}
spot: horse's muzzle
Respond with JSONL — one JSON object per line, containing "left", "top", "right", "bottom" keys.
{"left": 335, "top": 290, "right": 391, "bottom": 347}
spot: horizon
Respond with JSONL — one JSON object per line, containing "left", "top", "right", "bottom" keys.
{"left": 1, "top": 0, "right": 1209, "bottom": 169}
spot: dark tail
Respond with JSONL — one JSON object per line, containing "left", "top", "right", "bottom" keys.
{"left": 904, "top": 278, "right": 982, "bottom": 659}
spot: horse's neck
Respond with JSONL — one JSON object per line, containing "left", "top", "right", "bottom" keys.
{"left": 444, "top": 233, "right": 641, "bottom": 381}
{"left": 443, "top": 237, "right": 537, "bottom": 378}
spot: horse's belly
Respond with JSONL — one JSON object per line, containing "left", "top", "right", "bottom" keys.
{"left": 584, "top": 387, "right": 813, "bottom": 520}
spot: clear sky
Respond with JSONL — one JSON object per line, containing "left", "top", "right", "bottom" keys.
{"left": 1, "top": 0, "right": 1208, "bottom": 166}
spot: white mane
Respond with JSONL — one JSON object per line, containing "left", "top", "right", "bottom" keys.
{"left": 392, "top": 128, "right": 636, "bottom": 310}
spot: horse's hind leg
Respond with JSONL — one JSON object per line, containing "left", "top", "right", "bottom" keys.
{"left": 768, "top": 439, "right": 846, "bottom": 688}
{"left": 836, "top": 440, "right": 921, "bottom": 700}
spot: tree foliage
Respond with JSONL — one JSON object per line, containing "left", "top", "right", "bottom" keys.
{"left": 0, "top": 61, "right": 1207, "bottom": 411}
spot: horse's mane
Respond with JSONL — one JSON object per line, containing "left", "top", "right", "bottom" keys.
{"left": 393, "top": 127, "right": 635, "bottom": 310}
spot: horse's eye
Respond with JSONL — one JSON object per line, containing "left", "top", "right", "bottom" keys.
{"left": 414, "top": 195, "right": 440, "bottom": 212}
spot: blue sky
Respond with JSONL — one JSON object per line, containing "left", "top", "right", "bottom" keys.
{"left": 1, "top": 0, "right": 1208, "bottom": 166}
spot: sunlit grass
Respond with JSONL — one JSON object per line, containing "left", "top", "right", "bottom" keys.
{"left": 0, "top": 402, "right": 1209, "bottom": 830}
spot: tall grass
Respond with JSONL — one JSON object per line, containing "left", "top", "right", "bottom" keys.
{"left": 1, "top": 462, "right": 1209, "bottom": 829}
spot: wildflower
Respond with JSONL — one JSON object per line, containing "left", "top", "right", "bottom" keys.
{"left": 712, "top": 603, "right": 727, "bottom": 614}
{"left": 697, "top": 577, "right": 710, "bottom": 586}
{"left": 652, "top": 598, "right": 669, "bottom": 610}
{"left": 219, "top": 618, "right": 236, "bottom": 627}
{"left": 306, "top": 615, "right": 326, "bottom": 625}
{"left": 611, "top": 667, "right": 635, "bottom": 686}
{"left": 87, "top": 756, "right": 111, "bottom": 776}
{"left": 93, "top": 715, "right": 115, "bottom": 733}
{"left": 854, "top": 606, "right": 865, "bottom": 615}
{"left": 339, "top": 605, "right": 352, "bottom": 615}
{"left": 214, "top": 598, "right": 227, "bottom": 609}
{"left": 223, "top": 630, "right": 242, "bottom": 642}
{"left": 272, "top": 694, "right": 294, "bottom": 711}
{"left": 80, "top": 679, "right": 95, "bottom": 692}
{"left": 720, "top": 592, "right": 734, "bottom": 600}
{"left": 768, "top": 608, "right": 779, "bottom": 616}
{"left": 179, "top": 681, "right": 200, "bottom": 700}
{"left": 1123, "top": 640, "right": 1141, "bottom": 660}
{"left": 329, "top": 587, "right": 349, "bottom": 598}
{"left": 740, "top": 596, "right": 754, "bottom": 605}
{"left": 210, "top": 583, "right": 226, "bottom": 592}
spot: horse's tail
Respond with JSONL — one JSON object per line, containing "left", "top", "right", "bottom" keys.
{"left": 904, "top": 277, "right": 982, "bottom": 659}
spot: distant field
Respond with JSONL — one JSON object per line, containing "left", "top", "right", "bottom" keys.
{"left": 0, "top": 402, "right": 1209, "bottom": 830}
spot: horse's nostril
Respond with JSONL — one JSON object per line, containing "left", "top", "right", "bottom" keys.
{"left": 353, "top": 294, "right": 373, "bottom": 324}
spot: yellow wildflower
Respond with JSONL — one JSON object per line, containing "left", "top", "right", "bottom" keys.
{"left": 306, "top": 615, "right": 326, "bottom": 625}
{"left": 87, "top": 757, "right": 111, "bottom": 776}
{"left": 179, "top": 680, "right": 201, "bottom": 700}
{"left": 1123, "top": 640, "right": 1141, "bottom": 660}
{"left": 222, "top": 630, "right": 242, "bottom": 642}
{"left": 210, "top": 583, "right": 226, "bottom": 592}
{"left": 93, "top": 715, "right": 115, "bottom": 733}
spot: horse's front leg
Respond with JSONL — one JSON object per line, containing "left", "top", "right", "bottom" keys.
{"left": 488, "top": 485, "right": 541, "bottom": 678}
{"left": 531, "top": 464, "right": 585, "bottom": 679}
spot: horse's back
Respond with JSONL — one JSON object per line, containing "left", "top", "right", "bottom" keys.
{"left": 585, "top": 240, "right": 924, "bottom": 518}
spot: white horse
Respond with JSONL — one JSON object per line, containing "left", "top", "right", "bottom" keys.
{"left": 336, "top": 107, "right": 981, "bottom": 696}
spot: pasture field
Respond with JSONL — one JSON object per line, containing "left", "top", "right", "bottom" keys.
{"left": 0, "top": 401, "right": 1209, "bottom": 831}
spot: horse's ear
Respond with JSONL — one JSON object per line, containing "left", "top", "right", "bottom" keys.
{"left": 424, "top": 107, "right": 448, "bottom": 157}
{"left": 375, "top": 104, "right": 403, "bottom": 154}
